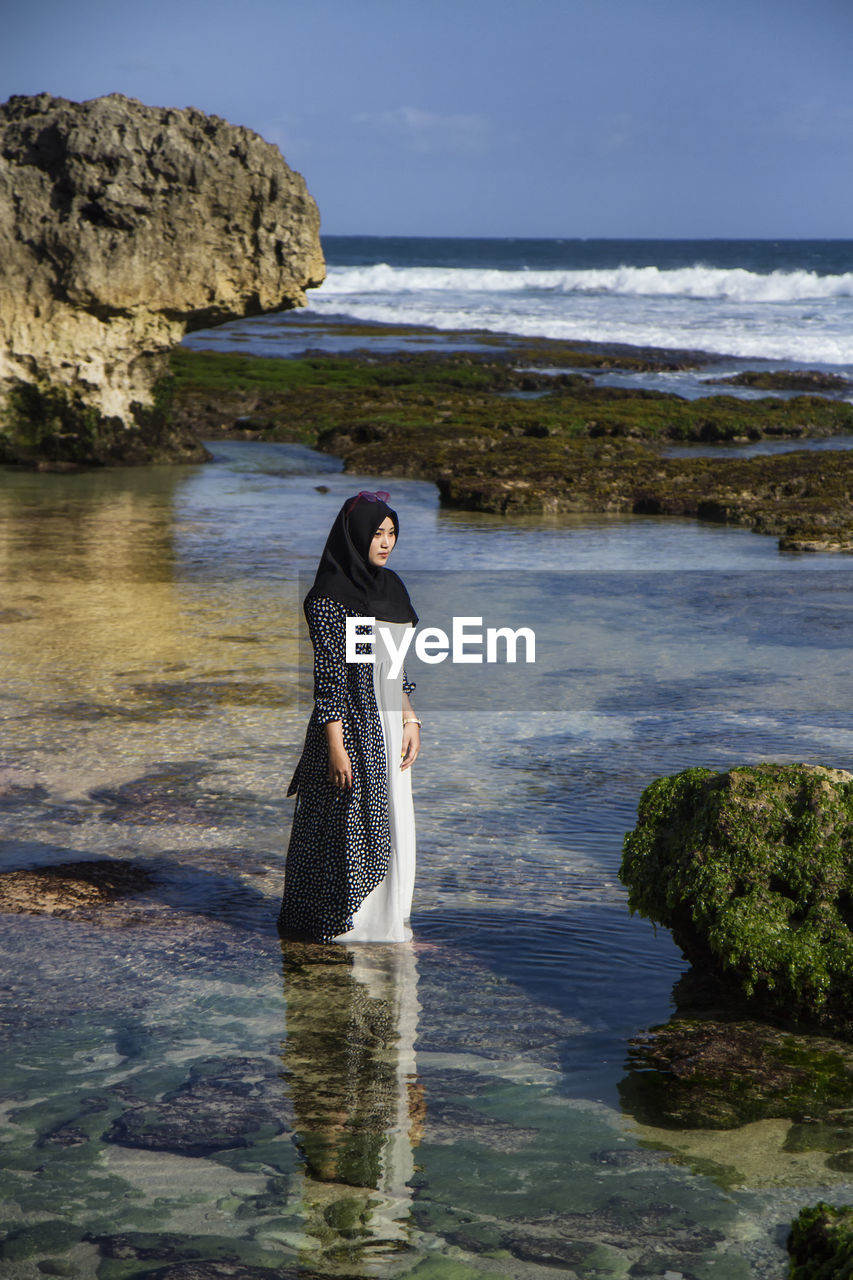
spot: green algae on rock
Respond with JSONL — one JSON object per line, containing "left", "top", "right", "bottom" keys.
{"left": 620, "top": 764, "right": 853, "bottom": 1035}
{"left": 169, "top": 347, "right": 853, "bottom": 552}
{"left": 788, "top": 1201, "right": 853, "bottom": 1278}
{"left": 0, "top": 379, "right": 209, "bottom": 468}
{"left": 171, "top": 347, "right": 853, "bottom": 448}
{"left": 711, "top": 369, "right": 851, "bottom": 393}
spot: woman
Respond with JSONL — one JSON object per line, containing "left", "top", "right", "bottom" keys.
{"left": 278, "top": 491, "right": 420, "bottom": 943}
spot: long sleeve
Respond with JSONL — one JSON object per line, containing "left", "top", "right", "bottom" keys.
{"left": 305, "top": 596, "right": 348, "bottom": 724}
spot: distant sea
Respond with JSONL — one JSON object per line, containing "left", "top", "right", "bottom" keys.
{"left": 182, "top": 237, "right": 853, "bottom": 376}
{"left": 309, "top": 236, "right": 853, "bottom": 369}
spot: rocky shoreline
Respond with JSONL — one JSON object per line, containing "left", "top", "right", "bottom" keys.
{"left": 170, "top": 333, "right": 853, "bottom": 553}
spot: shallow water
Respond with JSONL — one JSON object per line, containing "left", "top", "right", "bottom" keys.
{"left": 663, "top": 435, "right": 853, "bottom": 459}
{"left": 518, "top": 362, "right": 853, "bottom": 405}
{"left": 2, "top": 443, "right": 853, "bottom": 1278}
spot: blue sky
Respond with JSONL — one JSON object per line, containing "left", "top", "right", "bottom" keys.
{"left": 2, "top": 0, "right": 852, "bottom": 238}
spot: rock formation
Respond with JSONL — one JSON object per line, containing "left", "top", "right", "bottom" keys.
{"left": 620, "top": 763, "right": 853, "bottom": 1035}
{"left": 0, "top": 92, "right": 325, "bottom": 464}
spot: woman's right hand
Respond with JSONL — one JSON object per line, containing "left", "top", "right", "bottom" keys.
{"left": 324, "top": 719, "right": 351, "bottom": 790}
{"left": 328, "top": 743, "right": 352, "bottom": 790}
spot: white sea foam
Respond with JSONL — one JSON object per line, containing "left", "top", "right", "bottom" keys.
{"left": 307, "top": 296, "right": 853, "bottom": 366}
{"left": 307, "top": 260, "right": 853, "bottom": 367}
{"left": 319, "top": 262, "right": 853, "bottom": 303}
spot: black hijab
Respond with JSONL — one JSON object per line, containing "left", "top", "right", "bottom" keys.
{"left": 305, "top": 493, "right": 418, "bottom": 624}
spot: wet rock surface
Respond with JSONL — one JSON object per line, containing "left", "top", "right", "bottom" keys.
{"left": 788, "top": 1201, "right": 853, "bottom": 1278}
{"left": 0, "top": 858, "right": 155, "bottom": 917}
{"left": 105, "top": 1057, "right": 290, "bottom": 1157}
{"left": 711, "top": 369, "right": 852, "bottom": 393}
{"left": 622, "top": 1018, "right": 853, "bottom": 1132}
{"left": 0, "top": 92, "right": 324, "bottom": 465}
{"left": 620, "top": 763, "right": 853, "bottom": 1034}
{"left": 172, "top": 345, "right": 853, "bottom": 553}
{"left": 144, "top": 1266, "right": 302, "bottom": 1280}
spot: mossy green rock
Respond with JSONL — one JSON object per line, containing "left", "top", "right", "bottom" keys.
{"left": 619, "top": 764, "right": 853, "bottom": 1035}
{"left": 788, "top": 1202, "right": 853, "bottom": 1278}
{"left": 169, "top": 346, "right": 853, "bottom": 552}
{"left": 0, "top": 379, "right": 209, "bottom": 467}
{"left": 0, "top": 1220, "right": 81, "bottom": 1260}
{"left": 713, "top": 369, "right": 850, "bottom": 393}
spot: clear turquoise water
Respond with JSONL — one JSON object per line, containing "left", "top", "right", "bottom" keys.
{"left": 2, "top": 443, "right": 853, "bottom": 1278}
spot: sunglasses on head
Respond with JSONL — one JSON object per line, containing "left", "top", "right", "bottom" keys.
{"left": 345, "top": 490, "right": 390, "bottom": 515}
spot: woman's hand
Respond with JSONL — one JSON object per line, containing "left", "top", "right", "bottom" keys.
{"left": 328, "top": 743, "right": 352, "bottom": 790}
{"left": 400, "top": 723, "right": 420, "bottom": 771}
{"left": 325, "top": 719, "right": 352, "bottom": 789}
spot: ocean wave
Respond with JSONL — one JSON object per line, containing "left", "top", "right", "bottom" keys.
{"left": 319, "top": 262, "right": 853, "bottom": 304}
{"left": 305, "top": 295, "right": 853, "bottom": 366}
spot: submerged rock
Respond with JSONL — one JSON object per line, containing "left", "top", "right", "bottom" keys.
{"left": 621, "top": 1018, "right": 853, "bottom": 1131}
{"left": 422, "top": 1097, "right": 539, "bottom": 1152}
{"left": 620, "top": 764, "right": 853, "bottom": 1035}
{"left": 104, "top": 1056, "right": 288, "bottom": 1157}
{"left": 0, "top": 92, "right": 324, "bottom": 465}
{"left": 0, "top": 858, "right": 154, "bottom": 917}
{"left": 85, "top": 1235, "right": 298, "bottom": 1279}
{"left": 145, "top": 1267, "right": 296, "bottom": 1280}
{"left": 0, "top": 1221, "right": 82, "bottom": 1263}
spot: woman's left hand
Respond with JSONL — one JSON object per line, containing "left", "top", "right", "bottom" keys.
{"left": 400, "top": 723, "right": 420, "bottom": 771}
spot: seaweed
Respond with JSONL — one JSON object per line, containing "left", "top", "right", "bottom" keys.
{"left": 620, "top": 764, "right": 853, "bottom": 1034}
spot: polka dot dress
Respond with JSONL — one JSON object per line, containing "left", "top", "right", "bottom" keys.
{"left": 278, "top": 596, "right": 416, "bottom": 942}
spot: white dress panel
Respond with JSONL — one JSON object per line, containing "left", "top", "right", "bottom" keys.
{"left": 336, "top": 619, "right": 416, "bottom": 942}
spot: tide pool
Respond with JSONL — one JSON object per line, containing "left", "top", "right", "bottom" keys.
{"left": 2, "top": 441, "right": 853, "bottom": 1278}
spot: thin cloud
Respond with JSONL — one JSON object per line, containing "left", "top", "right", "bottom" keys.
{"left": 353, "top": 104, "right": 491, "bottom": 153}
{"left": 265, "top": 116, "right": 309, "bottom": 158}
{"left": 781, "top": 97, "right": 853, "bottom": 143}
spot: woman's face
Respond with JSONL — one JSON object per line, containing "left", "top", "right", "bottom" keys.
{"left": 368, "top": 516, "right": 397, "bottom": 567}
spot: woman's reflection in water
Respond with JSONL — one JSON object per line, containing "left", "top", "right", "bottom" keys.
{"left": 280, "top": 940, "right": 424, "bottom": 1273}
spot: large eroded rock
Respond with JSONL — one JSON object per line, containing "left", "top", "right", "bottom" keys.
{"left": 0, "top": 92, "right": 324, "bottom": 463}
